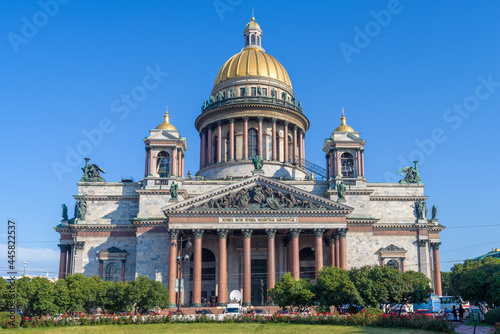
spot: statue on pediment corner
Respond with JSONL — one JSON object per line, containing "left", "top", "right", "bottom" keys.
{"left": 252, "top": 155, "right": 264, "bottom": 171}
{"left": 80, "top": 158, "right": 106, "bottom": 182}
{"left": 398, "top": 160, "right": 422, "bottom": 184}
{"left": 432, "top": 205, "right": 438, "bottom": 220}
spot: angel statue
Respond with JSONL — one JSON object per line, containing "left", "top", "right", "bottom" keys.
{"left": 80, "top": 158, "right": 106, "bottom": 182}
{"left": 397, "top": 161, "right": 422, "bottom": 184}
{"left": 432, "top": 205, "right": 438, "bottom": 220}
{"left": 252, "top": 155, "right": 264, "bottom": 171}
{"left": 337, "top": 181, "right": 346, "bottom": 201}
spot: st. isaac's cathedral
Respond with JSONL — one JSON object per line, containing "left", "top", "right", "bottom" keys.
{"left": 55, "top": 17, "right": 444, "bottom": 307}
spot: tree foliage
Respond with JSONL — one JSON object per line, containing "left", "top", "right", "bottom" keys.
{"left": 315, "top": 266, "right": 363, "bottom": 312}
{"left": 449, "top": 257, "right": 500, "bottom": 308}
{"left": 267, "top": 273, "right": 315, "bottom": 311}
{"left": 1, "top": 275, "right": 168, "bottom": 317}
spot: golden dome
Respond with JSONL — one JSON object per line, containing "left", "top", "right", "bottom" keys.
{"left": 213, "top": 49, "right": 292, "bottom": 88}
{"left": 156, "top": 107, "right": 178, "bottom": 131}
{"left": 334, "top": 110, "right": 355, "bottom": 132}
{"left": 245, "top": 17, "right": 261, "bottom": 31}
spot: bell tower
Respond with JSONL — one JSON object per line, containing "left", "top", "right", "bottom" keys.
{"left": 144, "top": 107, "right": 187, "bottom": 178}
{"left": 323, "top": 110, "right": 366, "bottom": 180}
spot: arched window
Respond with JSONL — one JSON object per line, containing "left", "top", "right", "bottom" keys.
{"left": 248, "top": 128, "right": 258, "bottom": 158}
{"left": 387, "top": 260, "right": 399, "bottom": 270}
{"left": 251, "top": 34, "right": 256, "bottom": 45}
{"left": 257, "top": 35, "right": 260, "bottom": 46}
{"left": 105, "top": 262, "right": 120, "bottom": 282}
{"left": 157, "top": 151, "right": 170, "bottom": 177}
{"left": 246, "top": 35, "right": 250, "bottom": 46}
{"left": 341, "top": 152, "right": 355, "bottom": 177}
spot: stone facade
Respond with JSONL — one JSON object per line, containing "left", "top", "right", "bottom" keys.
{"left": 56, "top": 17, "right": 444, "bottom": 306}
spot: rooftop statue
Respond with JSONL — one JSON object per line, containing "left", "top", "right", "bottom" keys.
{"left": 257, "top": 86, "right": 262, "bottom": 96}
{"left": 208, "top": 95, "right": 214, "bottom": 104}
{"left": 170, "top": 181, "right": 179, "bottom": 200}
{"left": 337, "top": 181, "right": 346, "bottom": 201}
{"left": 397, "top": 161, "right": 422, "bottom": 184}
{"left": 281, "top": 91, "right": 287, "bottom": 100}
{"left": 217, "top": 90, "right": 224, "bottom": 100}
{"left": 243, "top": 86, "right": 249, "bottom": 96}
{"left": 80, "top": 158, "right": 106, "bottom": 182}
{"left": 271, "top": 88, "right": 276, "bottom": 98}
{"left": 75, "top": 200, "right": 87, "bottom": 220}
{"left": 415, "top": 200, "right": 426, "bottom": 220}
{"left": 229, "top": 87, "right": 235, "bottom": 98}
{"left": 432, "top": 205, "right": 438, "bottom": 220}
{"left": 61, "top": 204, "right": 68, "bottom": 220}
{"left": 252, "top": 155, "right": 264, "bottom": 171}
{"left": 202, "top": 100, "right": 208, "bottom": 110}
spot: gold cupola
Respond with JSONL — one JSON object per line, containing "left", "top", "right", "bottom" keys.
{"left": 213, "top": 16, "right": 292, "bottom": 89}
{"left": 156, "top": 107, "right": 178, "bottom": 131}
{"left": 334, "top": 109, "right": 355, "bottom": 132}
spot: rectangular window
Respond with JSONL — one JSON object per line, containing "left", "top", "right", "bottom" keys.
{"left": 240, "top": 88, "right": 245, "bottom": 96}
{"left": 262, "top": 88, "right": 268, "bottom": 97}
{"left": 251, "top": 87, "right": 257, "bottom": 96}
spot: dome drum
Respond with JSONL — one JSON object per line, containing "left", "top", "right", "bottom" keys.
{"left": 201, "top": 95, "right": 303, "bottom": 115}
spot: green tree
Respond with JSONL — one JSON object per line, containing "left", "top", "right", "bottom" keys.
{"left": 29, "top": 277, "right": 58, "bottom": 316}
{"left": 399, "top": 270, "right": 432, "bottom": 313}
{"left": 65, "top": 274, "right": 106, "bottom": 313}
{"left": 103, "top": 281, "right": 132, "bottom": 313}
{"left": 129, "top": 276, "right": 169, "bottom": 314}
{"left": 0, "top": 277, "right": 8, "bottom": 311}
{"left": 450, "top": 257, "right": 500, "bottom": 310}
{"left": 440, "top": 271, "right": 451, "bottom": 296}
{"left": 53, "top": 278, "right": 70, "bottom": 314}
{"left": 267, "top": 273, "right": 315, "bottom": 311}
{"left": 315, "top": 267, "right": 362, "bottom": 312}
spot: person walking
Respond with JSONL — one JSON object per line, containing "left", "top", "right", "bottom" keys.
{"left": 458, "top": 305, "right": 465, "bottom": 323}
{"left": 452, "top": 305, "right": 458, "bottom": 321}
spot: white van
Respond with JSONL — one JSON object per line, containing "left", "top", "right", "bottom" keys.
{"left": 224, "top": 303, "right": 243, "bottom": 316}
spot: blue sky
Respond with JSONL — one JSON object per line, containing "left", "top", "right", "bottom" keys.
{"left": 1, "top": 0, "right": 499, "bottom": 276}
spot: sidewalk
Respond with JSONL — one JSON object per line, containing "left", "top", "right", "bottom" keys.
{"left": 454, "top": 323, "right": 493, "bottom": 334}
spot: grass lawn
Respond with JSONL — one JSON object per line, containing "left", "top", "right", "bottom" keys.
{"left": 6, "top": 323, "right": 445, "bottom": 333}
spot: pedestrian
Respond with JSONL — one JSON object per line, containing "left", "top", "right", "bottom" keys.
{"left": 452, "top": 305, "right": 457, "bottom": 321}
{"left": 459, "top": 305, "right": 465, "bottom": 323}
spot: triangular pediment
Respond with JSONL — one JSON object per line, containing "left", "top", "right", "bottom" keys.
{"left": 147, "top": 129, "right": 181, "bottom": 141}
{"left": 162, "top": 175, "right": 353, "bottom": 214}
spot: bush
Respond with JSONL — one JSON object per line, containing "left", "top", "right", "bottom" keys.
{"left": 485, "top": 309, "right": 500, "bottom": 325}
{"left": 364, "top": 308, "right": 384, "bottom": 317}
{"left": 0, "top": 311, "right": 21, "bottom": 328}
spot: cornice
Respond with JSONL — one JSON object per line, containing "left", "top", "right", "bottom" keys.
{"left": 369, "top": 196, "right": 428, "bottom": 201}
{"left": 73, "top": 195, "right": 139, "bottom": 201}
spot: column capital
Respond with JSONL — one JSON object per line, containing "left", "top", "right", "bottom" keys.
{"left": 271, "top": 117, "right": 277, "bottom": 124}
{"left": 145, "top": 146, "right": 151, "bottom": 151}
{"left": 257, "top": 116, "right": 264, "bottom": 122}
{"left": 430, "top": 241, "right": 441, "bottom": 250}
{"left": 313, "top": 228, "right": 325, "bottom": 238}
{"left": 242, "top": 228, "right": 253, "bottom": 238}
{"left": 75, "top": 241, "right": 85, "bottom": 250}
{"left": 337, "top": 228, "right": 348, "bottom": 238}
{"left": 243, "top": 116, "right": 249, "bottom": 122}
{"left": 193, "top": 229, "right": 204, "bottom": 238}
{"left": 217, "top": 120, "right": 222, "bottom": 126}
{"left": 217, "top": 228, "right": 229, "bottom": 238}
{"left": 328, "top": 235, "right": 336, "bottom": 245}
{"left": 284, "top": 120, "right": 289, "bottom": 126}
{"left": 289, "top": 228, "right": 301, "bottom": 238}
{"left": 418, "top": 239, "right": 428, "bottom": 247}
{"left": 266, "top": 228, "right": 277, "bottom": 238}
{"left": 168, "top": 229, "right": 179, "bottom": 239}
{"left": 229, "top": 117, "right": 235, "bottom": 123}
{"left": 58, "top": 244, "right": 70, "bottom": 252}
{"left": 292, "top": 124, "right": 298, "bottom": 130}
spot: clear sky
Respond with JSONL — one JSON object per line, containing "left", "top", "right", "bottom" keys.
{"left": 1, "top": 0, "right": 499, "bottom": 277}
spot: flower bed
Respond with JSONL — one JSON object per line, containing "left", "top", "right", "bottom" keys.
{"left": 1, "top": 311, "right": 456, "bottom": 333}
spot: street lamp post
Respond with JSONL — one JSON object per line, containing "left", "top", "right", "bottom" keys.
{"left": 175, "top": 236, "right": 192, "bottom": 313}
{"left": 23, "top": 262, "right": 27, "bottom": 276}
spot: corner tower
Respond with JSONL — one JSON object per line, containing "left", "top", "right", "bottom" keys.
{"left": 195, "top": 17, "right": 310, "bottom": 180}
{"left": 144, "top": 107, "right": 187, "bottom": 178}
{"left": 323, "top": 110, "right": 366, "bottom": 180}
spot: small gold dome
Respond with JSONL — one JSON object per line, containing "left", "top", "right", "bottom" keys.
{"left": 156, "top": 107, "right": 178, "bottom": 131}
{"left": 334, "top": 110, "right": 355, "bottom": 132}
{"left": 245, "top": 17, "right": 261, "bottom": 31}
{"left": 214, "top": 49, "right": 292, "bottom": 88}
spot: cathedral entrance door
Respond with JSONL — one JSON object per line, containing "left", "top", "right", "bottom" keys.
{"left": 251, "top": 259, "right": 267, "bottom": 306}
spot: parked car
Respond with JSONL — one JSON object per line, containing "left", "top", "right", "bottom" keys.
{"left": 276, "top": 309, "right": 289, "bottom": 314}
{"left": 389, "top": 309, "right": 408, "bottom": 316}
{"left": 195, "top": 309, "right": 213, "bottom": 315}
{"left": 298, "top": 308, "right": 312, "bottom": 315}
{"left": 413, "top": 309, "right": 433, "bottom": 317}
